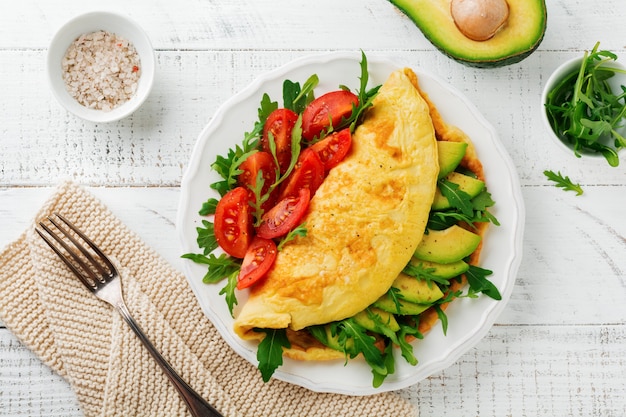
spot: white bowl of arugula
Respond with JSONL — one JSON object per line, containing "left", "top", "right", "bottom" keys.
{"left": 542, "top": 42, "right": 626, "bottom": 167}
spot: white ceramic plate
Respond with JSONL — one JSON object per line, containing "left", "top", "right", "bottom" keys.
{"left": 177, "top": 52, "right": 525, "bottom": 395}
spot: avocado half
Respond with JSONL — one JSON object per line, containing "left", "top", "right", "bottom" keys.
{"left": 390, "top": 0, "right": 547, "bottom": 68}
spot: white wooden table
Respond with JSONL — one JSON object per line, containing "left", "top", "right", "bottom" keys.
{"left": 1, "top": 1, "right": 625, "bottom": 416}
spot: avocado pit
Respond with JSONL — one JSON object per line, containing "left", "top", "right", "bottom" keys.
{"left": 450, "top": 0, "right": 510, "bottom": 41}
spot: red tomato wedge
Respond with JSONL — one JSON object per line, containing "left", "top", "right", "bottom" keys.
{"left": 238, "top": 151, "right": 278, "bottom": 210}
{"left": 310, "top": 128, "right": 352, "bottom": 171}
{"left": 237, "top": 236, "right": 277, "bottom": 289}
{"left": 213, "top": 187, "right": 252, "bottom": 258}
{"left": 262, "top": 108, "right": 299, "bottom": 174}
{"left": 301, "top": 90, "right": 359, "bottom": 141}
{"left": 278, "top": 148, "right": 325, "bottom": 200}
{"left": 257, "top": 188, "right": 310, "bottom": 239}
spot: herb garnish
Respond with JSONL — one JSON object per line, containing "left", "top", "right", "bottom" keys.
{"left": 544, "top": 42, "right": 626, "bottom": 167}
{"left": 255, "top": 328, "right": 291, "bottom": 382}
{"left": 543, "top": 170, "right": 584, "bottom": 195}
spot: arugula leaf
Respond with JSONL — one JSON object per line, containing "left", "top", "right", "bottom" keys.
{"left": 543, "top": 170, "right": 584, "bottom": 195}
{"left": 210, "top": 147, "right": 258, "bottom": 197}
{"left": 219, "top": 269, "right": 240, "bottom": 316}
{"left": 180, "top": 252, "right": 240, "bottom": 284}
{"left": 403, "top": 262, "right": 450, "bottom": 287}
{"left": 366, "top": 310, "right": 419, "bottom": 372}
{"left": 277, "top": 223, "right": 307, "bottom": 251}
{"left": 257, "top": 93, "right": 278, "bottom": 128}
{"left": 338, "top": 319, "right": 387, "bottom": 375}
{"left": 385, "top": 286, "right": 405, "bottom": 313}
{"left": 438, "top": 179, "right": 475, "bottom": 217}
{"left": 268, "top": 116, "right": 303, "bottom": 192}
{"left": 248, "top": 170, "right": 268, "bottom": 226}
{"left": 471, "top": 190, "right": 500, "bottom": 226}
{"left": 372, "top": 343, "right": 395, "bottom": 388}
{"left": 397, "top": 324, "right": 422, "bottom": 366}
{"left": 465, "top": 265, "right": 502, "bottom": 300}
{"left": 255, "top": 329, "right": 291, "bottom": 382}
{"left": 429, "top": 183, "right": 499, "bottom": 229}
{"left": 434, "top": 305, "right": 449, "bottom": 336}
{"left": 192, "top": 220, "right": 218, "bottom": 255}
{"left": 284, "top": 75, "right": 319, "bottom": 114}
{"left": 199, "top": 198, "right": 219, "bottom": 216}
{"left": 333, "top": 50, "right": 381, "bottom": 134}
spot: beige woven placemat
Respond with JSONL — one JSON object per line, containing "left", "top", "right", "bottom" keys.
{"left": 0, "top": 181, "right": 417, "bottom": 417}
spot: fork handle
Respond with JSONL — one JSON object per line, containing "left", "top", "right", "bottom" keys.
{"left": 115, "top": 302, "right": 224, "bottom": 417}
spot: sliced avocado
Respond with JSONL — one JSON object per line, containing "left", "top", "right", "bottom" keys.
{"left": 389, "top": 273, "right": 444, "bottom": 304}
{"left": 374, "top": 294, "right": 432, "bottom": 316}
{"left": 432, "top": 172, "right": 485, "bottom": 211}
{"left": 414, "top": 225, "right": 481, "bottom": 264}
{"left": 408, "top": 258, "right": 470, "bottom": 279}
{"left": 353, "top": 307, "right": 400, "bottom": 333}
{"left": 437, "top": 141, "right": 467, "bottom": 179}
{"left": 389, "top": 0, "right": 547, "bottom": 68}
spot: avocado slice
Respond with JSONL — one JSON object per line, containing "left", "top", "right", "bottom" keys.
{"left": 388, "top": 0, "right": 547, "bottom": 67}
{"left": 408, "top": 258, "right": 470, "bottom": 279}
{"left": 414, "top": 225, "right": 481, "bottom": 264}
{"left": 437, "top": 141, "right": 467, "bottom": 179}
{"left": 353, "top": 307, "right": 400, "bottom": 333}
{"left": 388, "top": 273, "right": 444, "bottom": 304}
{"left": 373, "top": 294, "right": 432, "bottom": 316}
{"left": 432, "top": 171, "right": 485, "bottom": 211}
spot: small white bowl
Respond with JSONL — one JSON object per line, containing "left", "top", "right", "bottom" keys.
{"left": 541, "top": 56, "right": 626, "bottom": 160}
{"left": 47, "top": 11, "right": 155, "bottom": 123}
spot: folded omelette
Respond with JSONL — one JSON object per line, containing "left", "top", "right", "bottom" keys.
{"left": 233, "top": 68, "right": 440, "bottom": 342}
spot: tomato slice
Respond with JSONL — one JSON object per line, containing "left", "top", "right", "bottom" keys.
{"left": 213, "top": 187, "right": 252, "bottom": 258}
{"left": 262, "top": 108, "right": 299, "bottom": 174}
{"left": 256, "top": 188, "right": 310, "bottom": 239}
{"left": 277, "top": 148, "right": 325, "bottom": 200}
{"left": 237, "top": 236, "right": 277, "bottom": 289}
{"left": 238, "top": 151, "right": 278, "bottom": 210}
{"left": 301, "top": 90, "right": 359, "bottom": 141}
{"left": 310, "top": 128, "right": 352, "bottom": 171}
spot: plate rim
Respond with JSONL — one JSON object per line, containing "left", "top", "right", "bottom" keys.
{"left": 177, "top": 51, "right": 525, "bottom": 395}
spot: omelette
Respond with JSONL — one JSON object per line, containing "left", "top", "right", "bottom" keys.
{"left": 233, "top": 68, "right": 440, "bottom": 343}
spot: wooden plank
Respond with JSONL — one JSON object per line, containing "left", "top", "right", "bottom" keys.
{"left": 400, "top": 324, "right": 626, "bottom": 417}
{"left": 1, "top": 0, "right": 626, "bottom": 52}
{"left": 3, "top": 324, "right": 625, "bottom": 416}
{"left": 2, "top": 50, "right": 626, "bottom": 187}
{"left": 0, "top": 331, "right": 81, "bottom": 416}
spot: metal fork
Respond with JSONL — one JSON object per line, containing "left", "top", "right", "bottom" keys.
{"left": 36, "top": 213, "right": 224, "bottom": 417}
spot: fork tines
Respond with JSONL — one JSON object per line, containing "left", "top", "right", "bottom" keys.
{"left": 36, "top": 214, "right": 114, "bottom": 289}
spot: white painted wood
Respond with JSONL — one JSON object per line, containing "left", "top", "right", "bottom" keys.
{"left": 1, "top": 0, "right": 625, "bottom": 415}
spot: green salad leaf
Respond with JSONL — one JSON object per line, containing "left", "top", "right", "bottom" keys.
{"left": 543, "top": 170, "right": 584, "bottom": 195}
{"left": 256, "top": 329, "right": 291, "bottom": 382}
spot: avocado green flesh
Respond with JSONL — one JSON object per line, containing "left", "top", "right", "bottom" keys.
{"left": 432, "top": 171, "right": 485, "bottom": 210}
{"left": 353, "top": 308, "right": 401, "bottom": 333}
{"left": 389, "top": 0, "right": 547, "bottom": 67}
{"left": 409, "top": 258, "right": 469, "bottom": 279}
{"left": 414, "top": 225, "right": 481, "bottom": 264}
{"left": 437, "top": 141, "right": 467, "bottom": 179}
{"left": 374, "top": 295, "right": 432, "bottom": 316}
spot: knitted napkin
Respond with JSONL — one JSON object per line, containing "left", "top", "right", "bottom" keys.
{"left": 0, "top": 181, "right": 417, "bottom": 417}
